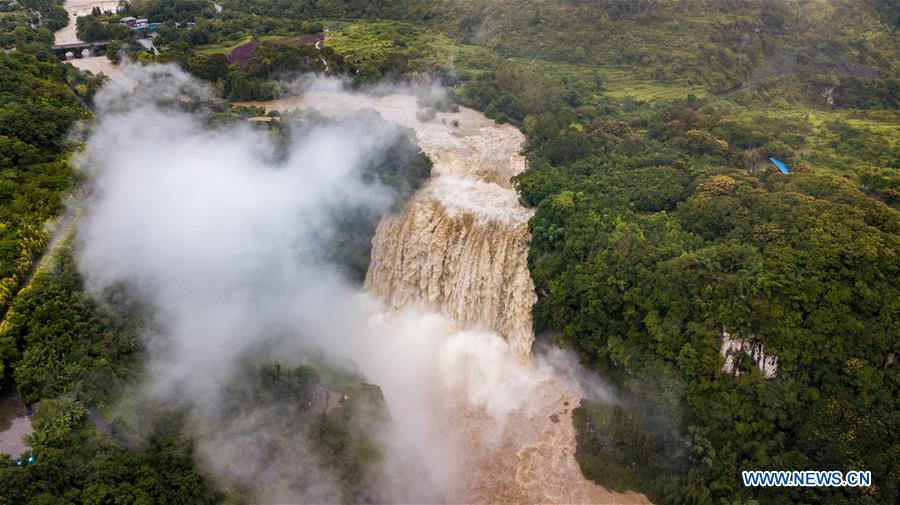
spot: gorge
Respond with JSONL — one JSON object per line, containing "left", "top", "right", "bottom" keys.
{"left": 247, "top": 87, "right": 651, "bottom": 503}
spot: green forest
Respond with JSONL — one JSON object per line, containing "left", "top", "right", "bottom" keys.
{"left": 1, "top": 0, "right": 898, "bottom": 503}
{"left": 0, "top": 45, "right": 96, "bottom": 323}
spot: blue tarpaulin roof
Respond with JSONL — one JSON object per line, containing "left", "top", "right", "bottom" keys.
{"left": 768, "top": 157, "right": 790, "bottom": 174}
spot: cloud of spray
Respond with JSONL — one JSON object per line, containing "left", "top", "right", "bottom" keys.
{"left": 75, "top": 65, "right": 614, "bottom": 503}
{"left": 77, "top": 64, "right": 410, "bottom": 500}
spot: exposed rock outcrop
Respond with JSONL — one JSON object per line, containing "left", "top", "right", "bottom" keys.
{"left": 720, "top": 329, "right": 779, "bottom": 379}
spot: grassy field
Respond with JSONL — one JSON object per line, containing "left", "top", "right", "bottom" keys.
{"left": 602, "top": 69, "right": 708, "bottom": 102}
{"left": 718, "top": 105, "right": 900, "bottom": 176}
{"left": 196, "top": 34, "right": 291, "bottom": 55}
{"left": 773, "top": 109, "right": 899, "bottom": 144}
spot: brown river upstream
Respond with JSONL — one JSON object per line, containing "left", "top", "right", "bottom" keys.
{"left": 237, "top": 91, "right": 651, "bottom": 504}
{"left": 53, "top": 0, "right": 120, "bottom": 46}
{"left": 53, "top": 0, "right": 133, "bottom": 87}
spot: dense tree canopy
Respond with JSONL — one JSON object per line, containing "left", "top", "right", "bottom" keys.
{"left": 0, "top": 49, "right": 95, "bottom": 317}
{"left": 512, "top": 95, "right": 899, "bottom": 505}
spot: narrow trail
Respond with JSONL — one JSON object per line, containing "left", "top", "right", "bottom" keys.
{"left": 25, "top": 200, "right": 83, "bottom": 287}
{"left": 0, "top": 199, "right": 83, "bottom": 324}
{"left": 717, "top": 69, "right": 793, "bottom": 97}
{"left": 314, "top": 39, "right": 329, "bottom": 72}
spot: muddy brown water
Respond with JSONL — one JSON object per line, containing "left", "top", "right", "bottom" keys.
{"left": 0, "top": 384, "right": 32, "bottom": 458}
{"left": 54, "top": 0, "right": 133, "bottom": 88}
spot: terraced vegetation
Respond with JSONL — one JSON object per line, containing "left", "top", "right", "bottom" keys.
{"left": 325, "top": 20, "right": 497, "bottom": 82}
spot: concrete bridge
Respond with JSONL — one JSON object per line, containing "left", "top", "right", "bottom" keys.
{"left": 51, "top": 41, "right": 110, "bottom": 59}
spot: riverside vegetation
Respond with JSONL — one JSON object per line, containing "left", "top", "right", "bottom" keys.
{"left": 1, "top": 1, "right": 898, "bottom": 504}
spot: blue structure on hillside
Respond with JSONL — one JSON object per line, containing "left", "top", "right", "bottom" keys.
{"left": 768, "top": 157, "right": 790, "bottom": 174}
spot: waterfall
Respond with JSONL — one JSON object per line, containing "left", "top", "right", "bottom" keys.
{"left": 282, "top": 91, "right": 536, "bottom": 356}
{"left": 361, "top": 117, "right": 536, "bottom": 359}
{"left": 364, "top": 191, "right": 535, "bottom": 359}
{"left": 250, "top": 90, "right": 650, "bottom": 504}
{"left": 315, "top": 39, "right": 330, "bottom": 73}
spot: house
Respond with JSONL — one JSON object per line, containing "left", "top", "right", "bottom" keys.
{"left": 120, "top": 16, "right": 152, "bottom": 33}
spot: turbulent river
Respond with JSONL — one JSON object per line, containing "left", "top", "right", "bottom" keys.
{"left": 239, "top": 91, "right": 650, "bottom": 504}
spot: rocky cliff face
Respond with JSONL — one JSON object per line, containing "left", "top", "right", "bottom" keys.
{"left": 720, "top": 329, "right": 778, "bottom": 379}
{"left": 364, "top": 177, "right": 536, "bottom": 359}
{"left": 356, "top": 98, "right": 536, "bottom": 359}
